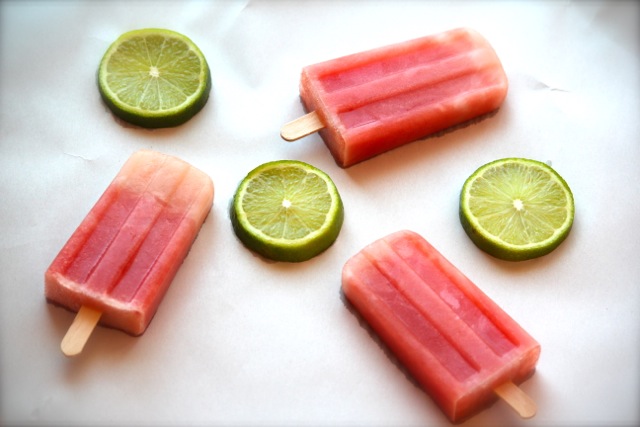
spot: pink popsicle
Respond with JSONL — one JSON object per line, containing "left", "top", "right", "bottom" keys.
{"left": 342, "top": 230, "right": 540, "bottom": 422}
{"left": 281, "top": 28, "right": 508, "bottom": 168}
{"left": 45, "top": 150, "right": 214, "bottom": 355}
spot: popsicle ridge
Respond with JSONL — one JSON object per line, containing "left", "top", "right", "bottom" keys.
{"left": 342, "top": 230, "right": 540, "bottom": 422}
{"left": 383, "top": 233, "right": 519, "bottom": 357}
{"left": 46, "top": 150, "right": 214, "bottom": 337}
{"left": 103, "top": 165, "right": 195, "bottom": 299}
{"left": 297, "top": 27, "right": 508, "bottom": 167}
{"left": 316, "top": 28, "right": 477, "bottom": 92}
{"left": 323, "top": 52, "right": 485, "bottom": 117}
{"left": 83, "top": 157, "right": 192, "bottom": 296}
{"left": 358, "top": 236, "right": 526, "bottom": 393}
{"left": 360, "top": 246, "right": 482, "bottom": 382}
{"left": 113, "top": 168, "right": 213, "bottom": 303}
{"left": 59, "top": 153, "right": 172, "bottom": 285}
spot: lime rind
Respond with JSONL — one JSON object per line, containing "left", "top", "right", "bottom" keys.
{"left": 98, "top": 28, "right": 211, "bottom": 128}
{"left": 231, "top": 160, "right": 344, "bottom": 263}
{"left": 460, "top": 158, "right": 574, "bottom": 261}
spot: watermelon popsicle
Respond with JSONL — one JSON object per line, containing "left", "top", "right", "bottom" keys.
{"left": 342, "top": 230, "right": 540, "bottom": 422}
{"left": 45, "top": 150, "right": 214, "bottom": 356}
{"left": 281, "top": 28, "right": 508, "bottom": 168}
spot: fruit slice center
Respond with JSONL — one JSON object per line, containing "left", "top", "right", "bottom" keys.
{"left": 149, "top": 66, "right": 160, "bottom": 78}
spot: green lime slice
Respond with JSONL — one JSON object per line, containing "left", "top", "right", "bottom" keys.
{"left": 231, "top": 160, "right": 345, "bottom": 262}
{"left": 460, "top": 158, "right": 574, "bottom": 261}
{"left": 98, "top": 28, "right": 211, "bottom": 128}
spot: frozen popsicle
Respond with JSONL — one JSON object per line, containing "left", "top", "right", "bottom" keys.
{"left": 281, "top": 28, "right": 508, "bottom": 167}
{"left": 342, "top": 230, "right": 540, "bottom": 422}
{"left": 45, "top": 150, "right": 214, "bottom": 356}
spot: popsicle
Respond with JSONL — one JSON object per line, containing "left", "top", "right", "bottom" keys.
{"left": 281, "top": 28, "right": 508, "bottom": 168}
{"left": 45, "top": 150, "right": 214, "bottom": 356}
{"left": 342, "top": 230, "right": 540, "bottom": 422}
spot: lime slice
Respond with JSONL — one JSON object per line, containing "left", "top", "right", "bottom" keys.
{"left": 231, "top": 160, "right": 344, "bottom": 262}
{"left": 98, "top": 28, "right": 211, "bottom": 128}
{"left": 460, "top": 158, "right": 574, "bottom": 261}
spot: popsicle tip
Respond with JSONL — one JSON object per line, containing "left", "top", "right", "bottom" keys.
{"left": 280, "top": 111, "right": 324, "bottom": 141}
{"left": 494, "top": 381, "right": 537, "bottom": 419}
{"left": 60, "top": 305, "right": 102, "bottom": 357}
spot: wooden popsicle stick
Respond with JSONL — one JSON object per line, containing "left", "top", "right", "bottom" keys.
{"left": 494, "top": 381, "right": 537, "bottom": 419}
{"left": 280, "top": 111, "right": 325, "bottom": 141}
{"left": 60, "top": 305, "right": 102, "bottom": 357}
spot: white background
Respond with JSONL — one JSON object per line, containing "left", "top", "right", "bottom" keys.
{"left": 1, "top": 1, "right": 638, "bottom": 426}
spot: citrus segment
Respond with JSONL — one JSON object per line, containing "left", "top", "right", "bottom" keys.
{"left": 460, "top": 158, "right": 574, "bottom": 261}
{"left": 231, "top": 160, "right": 344, "bottom": 262}
{"left": 98, "top": 28, "right": 211, "bottom": 128}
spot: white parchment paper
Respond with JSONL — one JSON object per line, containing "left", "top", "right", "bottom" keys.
{"left": 1, "top": 1, "right": 638, "bottom": 426}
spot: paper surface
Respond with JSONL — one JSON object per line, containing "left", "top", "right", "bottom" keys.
{"left": 1, "top": 1, "right": 638, "bottom": 426}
